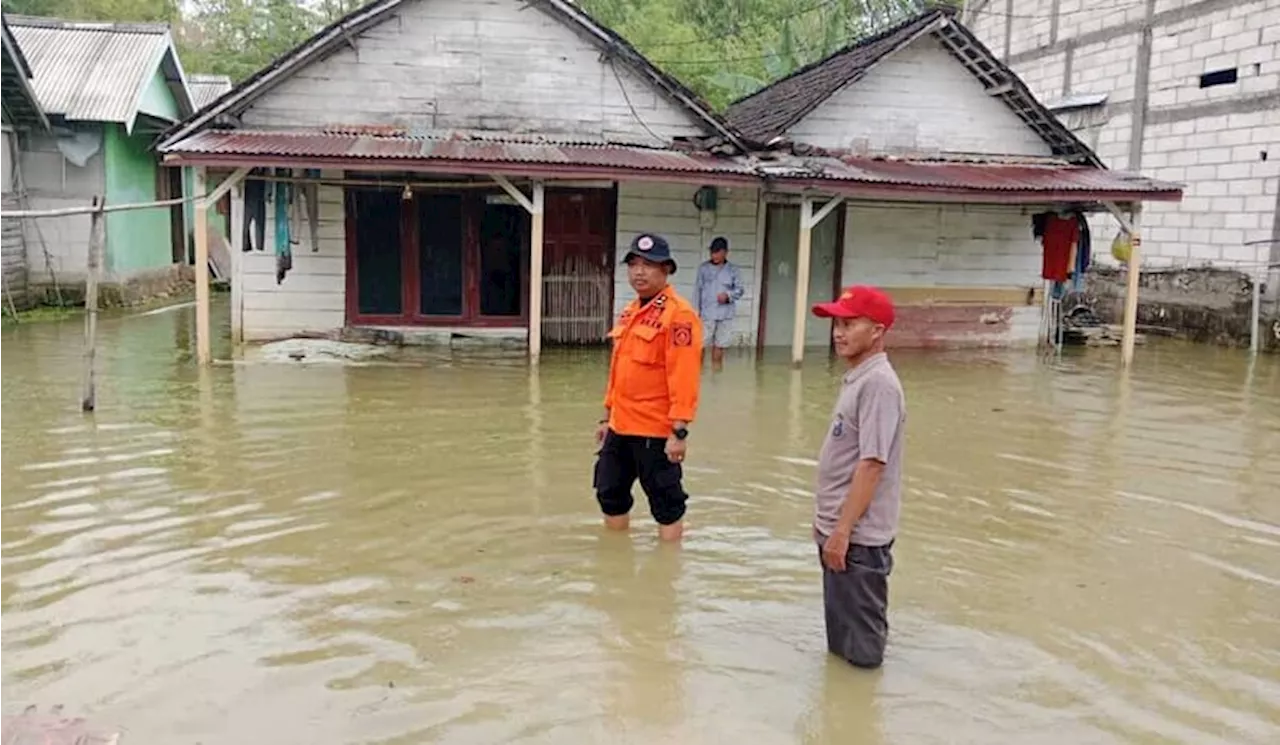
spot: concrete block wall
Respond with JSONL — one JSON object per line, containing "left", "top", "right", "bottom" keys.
{"left": 968, "top": 0, "right": 1280, "bottom": 270}
{"left": 613, "top": 182, "right": 761, "bottom": 346}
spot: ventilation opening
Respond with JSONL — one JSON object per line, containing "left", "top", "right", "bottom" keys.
{"left": 1199, "top": 68, "right": 1238, "bottom": 88}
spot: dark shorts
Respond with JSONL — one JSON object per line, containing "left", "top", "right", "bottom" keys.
{"left": 817, "top": 537, "right": 895, "bottom": 669}
{"left": 592, "top": 429, "right": 688, "bottom": 525}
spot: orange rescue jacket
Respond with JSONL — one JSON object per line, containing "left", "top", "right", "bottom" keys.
{"left": 603, "top": 286, "right": 704, "bottom": 438}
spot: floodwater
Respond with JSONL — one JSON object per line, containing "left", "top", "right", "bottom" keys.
{"left": 3, "top": 300, "right": 1279, "bottom": 745}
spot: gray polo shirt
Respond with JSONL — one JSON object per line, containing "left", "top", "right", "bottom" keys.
{"left": 813, "top": 352, "right": 906, "bottom": 546}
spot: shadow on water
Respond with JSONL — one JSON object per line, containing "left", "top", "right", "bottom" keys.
{"left": 3, "top": 297, "right": 1279, "bottom": 744}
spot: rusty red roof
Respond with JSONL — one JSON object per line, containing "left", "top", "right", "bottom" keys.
{"left": 162, "top": 130, "right": 1183, "bottom": 202}
{"left": 759, "top": 156, "right": 1183, "bottom": 201}
{"left": 162, "top": 129, "right": 758, "bottom": 183}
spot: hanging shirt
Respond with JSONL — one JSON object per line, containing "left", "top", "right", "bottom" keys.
{"left": 1041, "top": 215, "right": 1078, "bottom": 282}
{"left": 603, "top": 287, "right": 704, "bottom": 438}
{"left": 693, "top": 260, "right": 745, "bottom": 322}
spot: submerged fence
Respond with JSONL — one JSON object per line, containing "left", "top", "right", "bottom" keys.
{"left": 4, "top": 194, "right": 198, "bottom": 412}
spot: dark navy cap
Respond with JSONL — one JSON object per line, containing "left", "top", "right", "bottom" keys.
{"left": 709, "top": 236, "right": 729, "bottom": 252}
{"left": 622, "top": 233, "right": 677, "bottom": 274}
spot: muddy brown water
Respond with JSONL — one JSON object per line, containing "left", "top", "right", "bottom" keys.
{"left": 3, "top": 300, "right": 1279, "bottom": 744}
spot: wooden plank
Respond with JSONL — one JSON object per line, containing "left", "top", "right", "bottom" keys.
{"left": 81, "top": 198, "right": 104, "bottom": 412}
{"left": 194, "top": 167, "right": 211, "bottom": 365}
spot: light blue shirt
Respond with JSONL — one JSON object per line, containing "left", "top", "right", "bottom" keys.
{"left": 693, "top": 260, "right": 744, "bottom": 322}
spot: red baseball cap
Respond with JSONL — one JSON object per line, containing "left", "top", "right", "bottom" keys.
{"left": 812, "top": 285, "right": 896, "bottom": 328}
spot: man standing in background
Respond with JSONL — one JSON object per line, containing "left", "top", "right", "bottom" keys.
{"left": 693, "top": 236, "right": 744, "bottom": 370}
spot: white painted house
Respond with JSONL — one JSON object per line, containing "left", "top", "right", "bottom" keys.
{"left": 966, "top": 0, "right": 1279, "bottom": 272}
{"left": 157, "top": 1, "right": 1180, "bottom": 362}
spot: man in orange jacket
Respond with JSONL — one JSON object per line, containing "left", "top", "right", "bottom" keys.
{"left": 593, "top": 233, "right": 704, "bottom": 541}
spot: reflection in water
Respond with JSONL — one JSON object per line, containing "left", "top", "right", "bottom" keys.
{"left": 2, "top": 299, "right": 1279, "bottom": 745}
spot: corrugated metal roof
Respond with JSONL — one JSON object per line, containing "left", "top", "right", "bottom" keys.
{"left": 765, "top": 156, "right": 1182, "bottom": 195}
{"left": 188, "top": 73, "right": 231, "bottom": 111}
{"left": 163, "top": 130, "right": 759, "bottom": 178}
{"left": 162, "top": 129, "right": 1183, "bottom": 201}
{"left": 7, "top": 15, "right": 177, "bottom": 124}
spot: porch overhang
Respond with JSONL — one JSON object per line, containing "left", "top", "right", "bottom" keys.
{"left": 159, "top": 129, "right": 760, "bottom": 187}
{"left": 758, "top": 157, "right": 1185, "bottom": 205}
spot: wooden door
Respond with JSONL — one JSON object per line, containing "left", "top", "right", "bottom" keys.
{"left": 541, "top": 187, "right": 616, "bottom": 345}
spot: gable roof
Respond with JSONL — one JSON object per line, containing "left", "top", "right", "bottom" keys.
{"left": 2, "top": 13, "right": 50, "bottom": 131}
{"left": 188, "top": 73, "right": 232, "bottom": 111}
{"left": 725, "top": 7, "right": 1101, "bottom": 166}
{"left": 6, "top": 14, "right": 194, "bottom": 132}
{"left": 158, "top": 0, "right": 745, "bottom": 152}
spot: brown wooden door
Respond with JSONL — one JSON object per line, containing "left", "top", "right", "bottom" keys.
{"left": 541, "top": 187, "right": 616, "bottom": 345}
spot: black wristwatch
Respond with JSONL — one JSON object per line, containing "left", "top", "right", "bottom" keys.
{"left": 672, "top": 425, "right": 689, "bottom": 440}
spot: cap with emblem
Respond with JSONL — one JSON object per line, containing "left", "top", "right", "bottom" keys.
{"left": 622, "top": 233, "right": 678, "bottom": 274}
{"left": 811, "top": 285, "right": 896, "bottom": 329}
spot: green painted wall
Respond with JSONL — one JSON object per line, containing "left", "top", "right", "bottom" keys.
{"left": 136, "top": 67, "right": 181, "bottom": 123}
{"left": 104, "top": 123, "right": 171, "bottom": 274}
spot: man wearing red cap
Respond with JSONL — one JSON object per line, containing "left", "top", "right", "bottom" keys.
{"left": 809, "top": 285, "right": 906, "bottom": 669}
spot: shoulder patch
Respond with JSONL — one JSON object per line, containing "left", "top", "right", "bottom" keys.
{"left": 672, "top": 321, "right": 694, "bottom": 347}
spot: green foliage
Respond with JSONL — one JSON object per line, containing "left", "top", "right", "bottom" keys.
{"left": 5, "top": 0, "right": 959, "bottom": 111}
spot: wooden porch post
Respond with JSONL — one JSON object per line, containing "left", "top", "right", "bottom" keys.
{"left": 1104, "top": 201, "right": 1143, "bottom": 368}
{"left": 791, "top": 197, "right": 814, "bottom": 367}
{"left": 791, "top": 195, "right": 845, "bottom": 367}
{"left": 1120, "top": 206, "right": 1142, "bottom": 368}
{"left": 194, "top": 166, "right": 211, "bottom": 365}
{"left": 229, "top": 179, "right": 245, "bottom": 345}
{"left": 529, "top": 180, "right": 546, "bottom": 364}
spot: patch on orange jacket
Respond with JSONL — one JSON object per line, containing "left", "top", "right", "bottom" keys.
{"left": 672, "top": 322, "right": 693, "bottom": 347}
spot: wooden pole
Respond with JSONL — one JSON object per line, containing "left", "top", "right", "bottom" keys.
{"left": 1120, "top": 206, "right": 1142, "bottom": 368}
{"left": 82, "top": 196, "right": 105, "bottom": 413}
{"left": 229, "top": 179, "right": 246, "bottom": 346}
{"left": 791, "top": 197, "right": 814, "bottom": 367}
{"left": 529, "top": 180, "right": 545, "bottom": 365}
{"left": 193, "top": 166, "right": 211, "bottom": 365}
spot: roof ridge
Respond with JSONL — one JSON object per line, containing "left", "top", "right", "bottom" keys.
{"left": 4, "top": 13, "right": 171, "bottom": 35}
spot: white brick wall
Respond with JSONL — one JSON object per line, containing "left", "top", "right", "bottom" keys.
{"left": 841, "top": 203, "right": 1040, "bottom": 289}
{"left": 784, "top": 35, "right": 1053, "bottom": 157}
{"left": 240, "top": 0, "right": 709, "bottom": 145}
{"left": 612, "top": 182, "right": 762, "bottom": 346}
{"left": 971, "top": 0, "right": 1280, "bottom": 269}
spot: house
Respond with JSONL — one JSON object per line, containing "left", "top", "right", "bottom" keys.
{"left": 183, "top": 73, "right": 234, "bottom": 269}
{"left": 155, "top": 1, "right": 1180, "bottom": 365}
{"left": 2, "top": 13, "right": 50, "bottom": 311}
{"left": 6, "top": 14, "right": 195, "bottom": 304}
{"left": 964, "top": 0, "right": 1278, "bottom": 272}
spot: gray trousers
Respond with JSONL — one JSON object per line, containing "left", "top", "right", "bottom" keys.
{"left": 817, "top": 538, "right": 894, "bottom": 669}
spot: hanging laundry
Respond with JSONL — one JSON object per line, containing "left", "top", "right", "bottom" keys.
{"left": 303, "top": 168, "right": 321, "bottom": 251}
{"left": 243, "top": 176, "right": 266, "bottom": 252}
{"left": 1071, "top": 212, "right": 1092, "bottom": 292}
{"left": 274, "top": 168, "right": 292, "bottom": 284}
{"left": 1040, "top": 213, "right": 1078, "bottom": 282}
{"left": 1031, "top": 211, "right": 1050, "bottom": 238}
